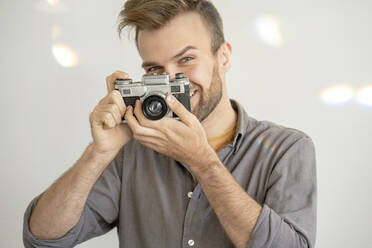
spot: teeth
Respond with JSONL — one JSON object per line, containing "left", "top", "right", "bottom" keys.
{"left": 190, "top": 90, "right": 197, "bottom": 97}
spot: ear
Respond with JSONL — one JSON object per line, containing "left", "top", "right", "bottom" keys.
{"left": 218, "top": 42, "right": 232, "bottom": 73}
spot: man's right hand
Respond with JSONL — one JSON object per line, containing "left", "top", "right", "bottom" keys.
{"left": 89, "top": 71, "right": 133, "bottom": 155}
{"left": 28, "top": 71, "right": 133, "bottom": 241}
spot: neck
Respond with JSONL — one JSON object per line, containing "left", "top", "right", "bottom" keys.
{"left": 201, "top": 96, "right": 237, "bottom": 138}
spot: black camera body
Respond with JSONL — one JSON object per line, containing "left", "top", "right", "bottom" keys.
{"left": 114, "top": 73, "right": 190, "bottom": 121}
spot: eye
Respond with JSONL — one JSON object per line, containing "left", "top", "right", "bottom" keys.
{"left": 180, "top": 56, "right": 193, "bottom": 63}
{"left": 147, "top": 66, "right": 162, "bottom": 73}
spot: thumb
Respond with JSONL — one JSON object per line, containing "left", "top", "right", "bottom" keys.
{"left": 166, "top": 94, "right": 195, "bottom": 126}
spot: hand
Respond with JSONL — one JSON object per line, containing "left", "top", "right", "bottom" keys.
{"left": 89, "top": 71, "right": 133, "bottom": 155}
{"left": 124, "top": 94, "right": 216, "bottom": 172}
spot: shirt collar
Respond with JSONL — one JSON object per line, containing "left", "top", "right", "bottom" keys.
{"left": 230, "top": 99, "right": 250, "bottom": 153}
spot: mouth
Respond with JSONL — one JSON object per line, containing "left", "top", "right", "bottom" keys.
{"left": 189, "top": 88, "right": 199, "bottom": 112}
{"left": 190, "top": 89, "right": 198, "bottom": 99}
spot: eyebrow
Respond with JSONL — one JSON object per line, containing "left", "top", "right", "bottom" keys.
{"left": 141, "top": 45, "right": 197, "bottom": 68}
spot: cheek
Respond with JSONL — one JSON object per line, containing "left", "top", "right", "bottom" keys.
{"left": 182, "top": 62, "right": 214, "bottom": 89}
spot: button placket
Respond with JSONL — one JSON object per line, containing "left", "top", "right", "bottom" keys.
{"left": 182, "top": 185, "right": 202, "bottom": 248}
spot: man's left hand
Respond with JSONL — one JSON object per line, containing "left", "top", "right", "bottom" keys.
{"left": 124, "top": 94, "right": 216, "bottom": 171}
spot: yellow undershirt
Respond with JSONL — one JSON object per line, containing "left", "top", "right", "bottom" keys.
{"left": 207, "top": 122, "right": 237, "bottom": 153}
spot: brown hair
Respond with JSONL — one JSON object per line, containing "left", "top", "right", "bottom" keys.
{"left": 118, "top": 0, "right": 225, "bottom": 54}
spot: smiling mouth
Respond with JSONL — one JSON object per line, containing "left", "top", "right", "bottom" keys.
{"left": 190, "top": 89, "right": 198, "bottom": 98}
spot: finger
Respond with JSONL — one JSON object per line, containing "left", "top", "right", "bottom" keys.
{"left": 166, "top": 94, "right": 197, "bottom": 127}
{"left": 96, "top": 104, "right": 122, "bottom": 125}
{"left": 133, "top": 100, "right": 155, "bottom": 128}
{"left": 105, "top": 70, "right": 129, "bottom": 93}
{"left": 99, "top": 90, "right": 126, "bottom": 116}
{"left": 90, "top": 110, "right": 116, "bottom": 129}
{"left": 133, "top": 100, "right": 145, "bottom": 124}
{"left": 125, "top": 106, "right": 163, "bottom": 138}
{"left": 138, "top": 140, "right": 165, "bottom": 153}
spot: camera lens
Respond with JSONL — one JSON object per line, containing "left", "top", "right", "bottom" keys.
{"left": 142, "top": 95, "right": 168, "bottom": 120}
{"left": 148, "top": 101, "right": 163, "bottom": 114}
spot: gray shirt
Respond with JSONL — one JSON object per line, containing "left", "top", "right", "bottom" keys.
{"left": 23, "top": 99, "right": 317, "bottom": 248}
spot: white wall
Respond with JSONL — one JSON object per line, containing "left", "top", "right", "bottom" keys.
{"left": 1, "top": 0, "right": 371, "bottom": 247}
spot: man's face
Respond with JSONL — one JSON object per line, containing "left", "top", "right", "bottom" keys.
{"left": 137, "top": 12, "right": 223, "bottom": 122}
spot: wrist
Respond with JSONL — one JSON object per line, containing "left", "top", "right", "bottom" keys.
{"left": 89, "top": 142, "right": 120, "bottom": 160}
{"left": 78, "top": 142, "right": 119, "bottom": 175}
{"left": 188, "top": 147, "right": 223, "bottom": 181}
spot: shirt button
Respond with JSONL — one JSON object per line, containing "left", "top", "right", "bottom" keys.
{"left": 187, "top": 191, "right": 193, "bottom": 198}
{"left": 188, "top": 239, "right": 195, "bottom": 246}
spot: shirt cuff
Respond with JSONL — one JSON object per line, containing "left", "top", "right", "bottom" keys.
{"left": 23, "top": 195, "right": 86, "bottom": 248}
{"left": 247, "top": 204, "right": 279, "bottom": 248}
{"left": 247, "top": 204, "right": 311, "bottom": 248}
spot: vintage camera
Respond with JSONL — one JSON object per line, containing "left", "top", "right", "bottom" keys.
{"left": 114, "top": 72, "right": 190, "bottom": 122}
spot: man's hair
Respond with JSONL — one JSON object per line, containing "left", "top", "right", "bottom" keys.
{"left": 118, "top": 0, "right": 225, "bottom": 54}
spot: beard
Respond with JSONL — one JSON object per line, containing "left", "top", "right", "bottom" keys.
{"left": 192, "top": 63, "right": 223, "bottom": 122}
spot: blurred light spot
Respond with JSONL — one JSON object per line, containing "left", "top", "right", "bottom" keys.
{"left": 52, "top": 44, "right": 79, "bottom": 67}
{"left": 321, "top": 85, "right": 354, "bottom": 105}
{"left": 356, "top": 85, "right": 372, "bottom": 107}
{"left": 255, "top": 15, "right": 283, "bottom": 47}
{"left": 46, "top": 0, "right": 60, "bottom": 6}
{"left": 35, "top": 0, "right": 68, "bottom": 14}
{"left": 52, "top": 25, "right": 62, "bottom": 40}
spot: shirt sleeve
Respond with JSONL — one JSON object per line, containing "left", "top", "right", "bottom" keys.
{"left": 247, "top": 136, "right": 317, "bottom": 248}
{"left": 23, "top": 147, "right": 124, "bottom": 248}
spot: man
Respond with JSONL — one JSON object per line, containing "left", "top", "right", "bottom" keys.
{"left": 23, "top": 0, "right": 317, "bottom": 247}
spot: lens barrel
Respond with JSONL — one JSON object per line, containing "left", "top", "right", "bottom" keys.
{"left": 142, "top": 95, "right": 168, "bottom": 120}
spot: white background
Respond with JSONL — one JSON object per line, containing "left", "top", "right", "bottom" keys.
{"left": 0, "top": 0, "right": 371, "bottom": 247}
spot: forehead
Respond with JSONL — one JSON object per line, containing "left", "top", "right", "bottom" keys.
{"left": 137, "top": 12, "right": 212, "bottom": 60}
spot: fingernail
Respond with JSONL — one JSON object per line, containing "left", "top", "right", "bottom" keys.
{"left": 167, "top": 95, "right": 175, "bottom": 104}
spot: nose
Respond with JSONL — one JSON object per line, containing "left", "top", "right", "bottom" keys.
{"left": 164, "top": 65, "right": 178, "bottom": 81}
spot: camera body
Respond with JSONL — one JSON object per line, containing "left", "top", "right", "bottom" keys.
{"left": 114, "top": 72, "right": 190, "bottom": 121}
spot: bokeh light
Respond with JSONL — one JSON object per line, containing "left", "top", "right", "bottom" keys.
{"left": 51, "top": 44, "right": 79, "bottom": 67}
{"left": 35, "top": 0, "right": 68, "bottom": 14}
{"left": 46, "top": 0, "right": 60, "bottom": 6}
{"left": 255, "top": 15, "right": 283, "bottom": 47}
{"left": 321, "top": 85, "right": 354, "bottom": 105}
{"left": 356, "top": 85, "right": 372, "bottom": 107}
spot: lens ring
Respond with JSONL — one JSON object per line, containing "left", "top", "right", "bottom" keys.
{"left": 142, "top": 95, "right": 168, "bottom": 120}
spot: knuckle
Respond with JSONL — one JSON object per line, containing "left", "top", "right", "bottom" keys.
{"left": 111, "top": 90, "right": 121, "bottom": 100}
{"left": 132, "top": 127, "right": 139, "bottom": 135}
{"left": 107, "top": 93, "right": 116, "bottom": 103}
{"left": 114, "top": 71, "right": 121, "bottom": 78}
{"left": 113, "top": 90, "right": 122, "bottom": 99}
{"left": 112, "top": 105, "right": 120, "bottom": 117}
{"left": 104, "top": 112, "right": 112, "bottom": 121}
{"left": 110, "top": 103, "right": 117, "bottom": 112}
{"left": 114, "top": 116, "right": 121, "bottom": 124}
{"left": 109, "top": 104, "right": 115, "bottom": 112}
{"left": 190, "top": 121, "right": 198, "bottom": 129}
{"left": 109, "top": 90, "right": 116, "bottom": 97}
